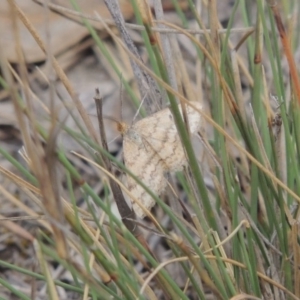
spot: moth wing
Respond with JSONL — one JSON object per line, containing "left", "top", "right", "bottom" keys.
{"left": 134, "top": 103, "right": 202, "bottom": 172}
{"left": 122, "top": 102, "right": 202, "bottom": 217}
{"left": 123, "top": 133, "right": 166, "bottom": 218}
{"left": 184, "top": 102, "right": 202, "bottom": 133}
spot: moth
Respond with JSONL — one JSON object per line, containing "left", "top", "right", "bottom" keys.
{"left": 119, "top": 102, "right": 202, "bottom": 218}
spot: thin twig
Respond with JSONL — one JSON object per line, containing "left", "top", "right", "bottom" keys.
{"left": 103, "top": 0, "right": 162, "bottom": 114}
{"left": 94, "top": 89, "right": 139, "bottom": 235}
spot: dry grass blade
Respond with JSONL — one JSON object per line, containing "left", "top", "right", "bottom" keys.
{"left": 0, "top": 213, "right": 34, "bottom": 242}
{"left": 267, "top": 0, "right": 300, "bottom": 105}
{"left": 34, "top": 240, "right": 59, "bottom": 300}
{"left": 8, "top": 0, "right": 99, "bottom": 143}
{"left": 2, "top": 0, "right": 68, "bottom": 258}
{"left": 32, "top": 0, "right": 255, "bottom": 35}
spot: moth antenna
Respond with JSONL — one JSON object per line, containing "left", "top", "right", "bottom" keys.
{"left": 102, "top": 115, "right": 119, "bottom": 124}
{"left": 108, "top": 134, "right": 121, "bottom": 145}
{"left": 132, "top": 92, "right": 148, "bottom": 124}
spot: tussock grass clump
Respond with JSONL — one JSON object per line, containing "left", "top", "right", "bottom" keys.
{"left": 1, "top": 0, "right": 300, "bottom": 299}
